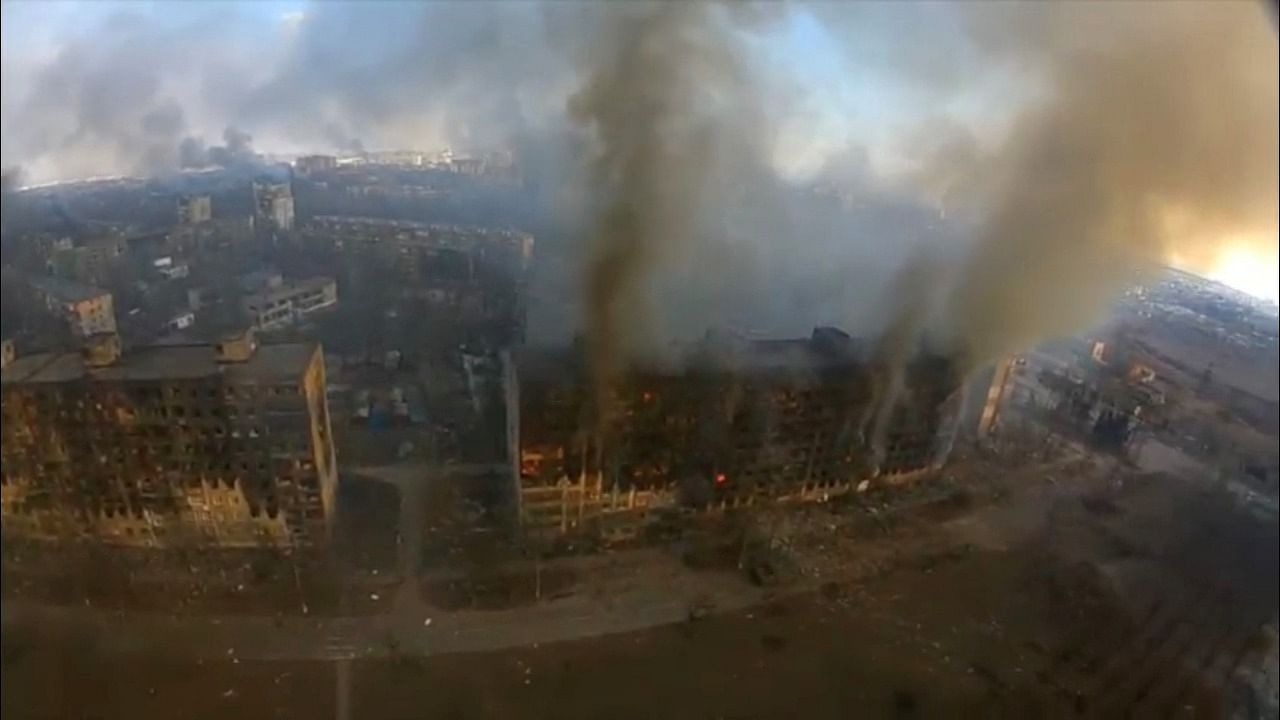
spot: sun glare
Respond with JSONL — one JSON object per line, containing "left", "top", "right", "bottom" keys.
{"left": 1207, "top": 244, "right": 1280, "bottom": 303}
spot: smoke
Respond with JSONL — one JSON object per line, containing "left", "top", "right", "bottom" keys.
{"left": 568, "top": 4, "right": 774, "bottom": 413}
{"left": 320, "top": 124, "right": 365, "bottom": 155}
{"left": 1, "top": 3, "right": 574, "bottom": 181}
{"left": 0, "top": 5, "right": 275, "bottom": 180}
{"left": 178, "top": 125, "right": 260, "bottom": 169}
{"left": 2, "top": 1, "right": 1274, "bottom": 371}
{"left": 929, "top": 1, "right": 1279, "bottom": 366}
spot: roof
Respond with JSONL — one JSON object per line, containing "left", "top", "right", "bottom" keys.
{"left": 244, "top": 276, "right": 334, "bottom": 306}
{"left": 515, "top": 327, "right": 872, "bottom": 384}
{"left": 1, "top": 342, "right": 317, "bottom": 386}
{"left": 29, "top": 276, "right": 110, "bottom": 304}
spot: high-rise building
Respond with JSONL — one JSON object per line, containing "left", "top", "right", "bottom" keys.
{"left": 0, "top": 330, "right": 338, "bottom": 548}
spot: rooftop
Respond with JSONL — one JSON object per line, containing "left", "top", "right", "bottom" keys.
{"left": 516, "top": 327, "right": 874, "bottom": 384}
{"left": 1, "top": 342, "right": 317, "bottom": 386}
{"left": 29, "top": 276, "right": 110, "bottom": 304}
{"left": 244, "top": 276, "right": 335, "bottom": 306}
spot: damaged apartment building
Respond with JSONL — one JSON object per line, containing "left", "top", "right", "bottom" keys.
{"left": 509, "top": 327, "right": 965, "bottom": 541}
{"left": 299, "top": 215, "right": 533, "bottom": 337}
{"left": 0, "top": 330, "right": 338, "bottom": 549}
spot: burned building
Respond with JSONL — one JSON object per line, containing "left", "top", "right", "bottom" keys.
{"left": 300, "top": 215, "right": 532, "bottom": 338}
{"left": 167, "top": 216, "right": 255, "bottom": 256}
{"left": 300, "top": 215, "right": 533, "bottom": 276}
{"left": 1, "top": 331, "right": 338, "bottom": 548}
{"left": 49, "top": 235, "right": 127, "bottom": 284}
{"left": 242, "top": 276, "right": 339, "bottom": 331}
{"left": 510, "top": 327, "right": 965, "bottom": 540}
{"left": 1036, "top": 368, "right": 1157, "bottom": 451}
{"left": 28, "top": 276, "right": 117, "bottom": 338}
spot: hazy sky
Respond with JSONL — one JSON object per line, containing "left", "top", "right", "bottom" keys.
{"left": 0, "top": 1, "right": 1002, "bottom": 181}
{"left": 1, "top": 0, "right": 1276, "bottom": 310}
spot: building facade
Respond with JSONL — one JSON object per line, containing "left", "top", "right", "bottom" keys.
{"left": 300, "top": 216, "right": 533, "bottom": 276}
{"left": 511, "top": 328, "right": 965, "bottom": 540}
{"left": 0, "top": 332, "right": 338, "bottom": 548}
{"left": 50, "top": 236, "right": 126, "bottom": 284}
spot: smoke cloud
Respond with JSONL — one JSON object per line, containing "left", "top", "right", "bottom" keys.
{"left": 2, "top": 1, "right": 1275, "bottom": 374}
{"left": 178, "top": 125, "right": 260, "bottom": 169}
{"left": 930, "top": 1, "right": 1279, "bottom": 366}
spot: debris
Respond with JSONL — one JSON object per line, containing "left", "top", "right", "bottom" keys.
{"left": 222, "top": 688, "right": 238, "bottom": 699}
{"left": 370, "top": 593, "right": 380, "bottom": 601}
{"left": 423, "top": 618, "right": 433, "bottom": 627}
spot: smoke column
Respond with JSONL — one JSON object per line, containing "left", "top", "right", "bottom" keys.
{"left": 570, "top": 4, "right": 766, "bottom": 417}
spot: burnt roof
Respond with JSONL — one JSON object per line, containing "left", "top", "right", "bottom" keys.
{"left": 1, "top": 342, "right": 317, "bottom": 386}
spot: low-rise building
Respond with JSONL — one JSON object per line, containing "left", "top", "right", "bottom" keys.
{"left": 242, "top": 276, "right": 338, "bottom": 331}
{"left": 152, "top": 256, "right": 190, "bottom": 280}
{"left": 177, "top": 194, "right": 212, "bottom": 225}
{"left": 295, "top": 155, "right": 338, "bottom": 175}
{"left": 29, "top": 276, "right": 117, "bottom": 337}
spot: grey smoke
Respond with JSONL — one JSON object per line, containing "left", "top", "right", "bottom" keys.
{"left": 179, "top": 126, "right": 260, "bottom": 169}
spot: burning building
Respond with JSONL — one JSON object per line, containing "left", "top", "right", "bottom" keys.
{"left": 0, "top": 331, "right": 338, "bottom": 548}
{"left": 509, "top": 327, "right": 965, "bottom": 540}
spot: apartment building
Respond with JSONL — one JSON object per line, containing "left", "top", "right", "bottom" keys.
{"left": 0, "top": 331, "right": 338, "bottom": 548}
{"left": 511, "top": 327, "right": 965, "bottom": 540}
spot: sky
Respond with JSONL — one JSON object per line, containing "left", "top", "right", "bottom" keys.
{"left": 1, "top": 0, "right": 1276, "bottom": 310}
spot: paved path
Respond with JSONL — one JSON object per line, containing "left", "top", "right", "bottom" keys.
{"left": 3, "top": 556, "right": 762, "bottom": 661}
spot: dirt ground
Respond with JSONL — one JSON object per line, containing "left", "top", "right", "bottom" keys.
{"left": 5, "top": 452, "right": 1276, "bottom": 720}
